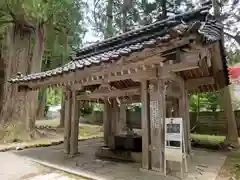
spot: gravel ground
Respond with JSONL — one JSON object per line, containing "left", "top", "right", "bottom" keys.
{"left": 0, "top": 152, "right": 85, "bottom": 180}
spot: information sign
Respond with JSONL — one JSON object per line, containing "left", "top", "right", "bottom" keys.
{"left": 164, "top": 118, "right": 187, "bottom": 179}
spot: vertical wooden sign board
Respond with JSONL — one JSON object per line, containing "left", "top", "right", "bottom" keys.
{"left": 164, "top": 118, "right": 188, "bottom": 179}
{"left": 150, "top": 91, "right": 161, "bottom": 171}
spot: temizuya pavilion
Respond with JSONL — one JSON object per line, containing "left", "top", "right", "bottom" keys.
{"left": 9, "top": 5, "right": 233, "bottom": 173}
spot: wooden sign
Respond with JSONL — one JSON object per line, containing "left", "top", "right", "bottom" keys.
{"left": 150, "top": 100, "right": 160, "bottom": 128}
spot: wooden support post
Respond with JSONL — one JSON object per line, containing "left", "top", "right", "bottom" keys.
{"left": 108, "top": 99, "right": 118, "bottom": 149}
{"left": 64, "top": 88, "right": 71, "bottom": 154}
{"left": 103, "top": 101, "right": 111, "bottom": 146}
{"left": 185, "top": 91, "right": 191, "bottom": 154}
{"left": 70, "top": 90, "right": 79, "bottom": 156}
{"left": 158, "top": 80, "right": 167, "bottom": 173}
{"left": 116, "top": 104, "right": 127, "bottom": 135}
{"left": 141, "top": 80, "right": 151, "bottom": 170}
{"left": 219, "top": 87, "right": 239, "bottom": 146}
{"left": 179, "top": 81, "right": 189, "bottom": 154}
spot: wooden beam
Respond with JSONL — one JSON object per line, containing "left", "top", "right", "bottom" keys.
{"left": 141, "top": 80, "right": 151, "bottom": 170}
{"left": 88, "top": 87, "right": 140, "bottom": 99}
{"left": 71, "top": 83, "right": 83, "bottom": 90}
{"left": 76, "top": 84, "right": 181, "bottom": 101}
{"left": 185, "top": 77, "right": 214, "bottom": 90}
{"left": 23, "top": 56, "right": 199, "bottom": 90}
{"left": 76, "top": 88, "right": 140, "bottom": 100}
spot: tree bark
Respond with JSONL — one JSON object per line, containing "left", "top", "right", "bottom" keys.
{"left": 122, "top": 0, "right": 129, "bottom": 33}
{"left": 219, "top": 87, "right": 239, "bottom": 146}
{"left": 59, "top": 92, "right": 65, "bottom": 128}
{"left": 0, "top": 39, "right": 5, "bottom": 114}
{"left": 0, "top": 24, "right": 32, "bottom": 125}
{"left": 36, "top": 88, "right": 46, "bottom": 119}
{"left": 27, "top": 23, "right": 45, "bottom": 134}
{"left": 104, "top": 0, "right": 113, "bottom": 39}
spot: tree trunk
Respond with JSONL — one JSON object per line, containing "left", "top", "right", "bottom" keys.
{"left": 161, "top": 0, "right": 167, "bottom": 19}
{"left": 104, "top": 0, "right": 113, "bottom": 39}
{"left": 27, "top": 23, "right": 45, "bottom": 135}
{"left": 36, "top": 88, "right": 46, "bottom": 119}
{"left": 0, "top": 39, "right": 5, "bottom": 114}
{"left": 0, "top": 24, "right": 32, "bottom": 125}
{"left": 219, "top": 87, "right": 239, "bottom": 147}
{"left": 59, "top": 92, "right": 65, "bottom": 128}
{"left": 122, "top": 0, "right": 129, "bottom": 33}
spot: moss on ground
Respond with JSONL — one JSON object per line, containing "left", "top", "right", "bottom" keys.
{"left": 0, "top": 121, "right": 33, "bottom": 143}
{"left": 218, "top": 151, "right": 240, "bottom": 179}
{"left": 191, "top": 134, "right": 225, "bottom": 150}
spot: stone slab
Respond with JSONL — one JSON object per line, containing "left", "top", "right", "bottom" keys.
{"left": 14, "top": 138, "right": 226, "bottom": 180}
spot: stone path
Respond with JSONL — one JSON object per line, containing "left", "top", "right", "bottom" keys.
{"left": 24, "top": 172, "right": 84, "bottom": 180}
{"left": 0, "top": 152, "right": 85, "bottom": 180}
{"left": 14, "top": 138, "right": 226, "bottom": 180}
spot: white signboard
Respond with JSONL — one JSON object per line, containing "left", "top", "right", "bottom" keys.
{"left": 164, "top": 118, "right": 187, "bottom": 178}
{"left": 165, "top": 118, "right": 182, "bottom": 144}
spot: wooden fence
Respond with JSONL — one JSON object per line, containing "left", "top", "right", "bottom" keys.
{"left": 81, "top": 110, "right": 240, "bottom": 135}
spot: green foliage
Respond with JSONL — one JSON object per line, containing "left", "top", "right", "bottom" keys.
{"left": 201, "top": 92, "right": 220, "bottom": 112}
{"left": 46, "top": 88, "right": 62, "bottom": 106}
{"left": 81, "top": 103, "right": 94, "bottom": 116}
{"left": 89, "top": 0, "right": 194, "bottom": 39}
{"left": 127, "top": 103, "right": 141, "bottom": 112}
{"left": 227, "top": 50, "right": 240, "bottom": 67}
{"left": 189, "top": 94, "right": 200, "bottom": 112}
{"left": 189, "top": 92, "right": 220, "bottom": 112}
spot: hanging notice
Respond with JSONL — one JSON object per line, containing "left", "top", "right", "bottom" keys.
{"left": 150, "top": 100, "right": 159, "bottom": 128}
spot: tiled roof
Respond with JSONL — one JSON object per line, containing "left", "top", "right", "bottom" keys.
{"left": 9, "top": 5, "right": 226, "bottom": 84}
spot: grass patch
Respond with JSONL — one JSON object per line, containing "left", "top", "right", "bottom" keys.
{"left": 79, "top": 124, "right": 103, "bottom": 139}
{"left": 218, "top": 151, "right": 240, "bottom": 179}
{"left": 0, "top": 121, "right": 32, "bottom": 143}
{"left": 36, "top": 119, "right": 103, "bottom": 139}
{"left": 36, "top": 120, "right": 59, "bottom": 128}
{"left": 191, "top": 134, "right": 225, "bottom": 150}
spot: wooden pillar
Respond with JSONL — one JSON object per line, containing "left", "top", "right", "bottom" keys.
{"left": 70, "top": 90, "right": 79, "bottom": 156}
{"left": 219, "top": 86, "right": 239, "bottom": 146}
{"left": 148, "top": 80, "right": 166, "bottom": 172}
{"left": 103, "top": 101, "right": 111, "bottom": 146}
{"left": 108, "top": 99, "right": 118, "bottom": 149}
{"left": 141, "top": 80, "right": 151, "bottom": 170}
{"left": 64, "top": 88, "right": 71, "bottom": 154}
{"left": 179, "top": 81, "right": 189, "bottom": 154}
{"left": 172, "top": 98, "right": 179, "bottom": 117}
{"left": 185, "top": 91, "right": 191, "bottom": 154}
{"left": 116, "top": 104, "right": 127, "bottom": 135}
{"left": 158, "top": 80, "right": 166, "bottom": 173}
